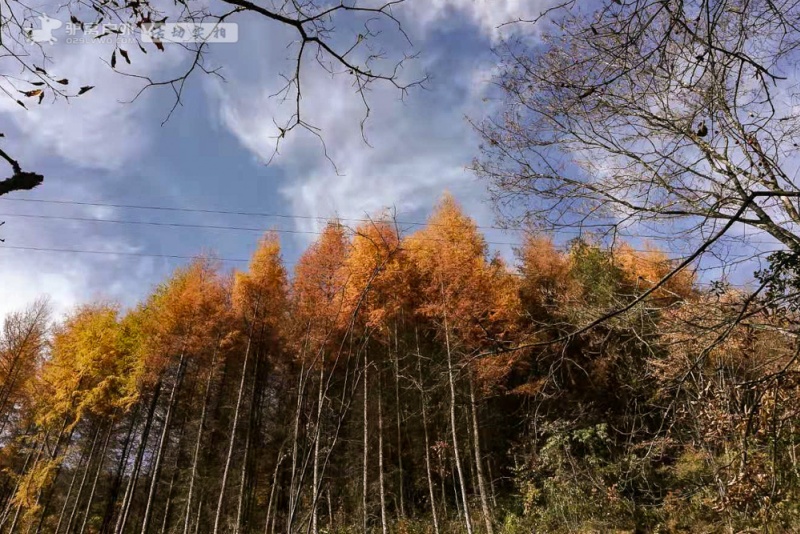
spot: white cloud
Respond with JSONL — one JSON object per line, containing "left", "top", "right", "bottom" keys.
{"left": 207, "top": 1, "right": 535, "bottom": 264}
{"left": 0, "top": 206, "right": 160, "bottom": 321}
{"left": 0, "top": 11, "right": 184, "bottom": 171}
{"left": 405, "top": 0, "right": 551, "bottom": 41}
{"left": 214, "top": 43, "right": 498, "bottom": 230}
{"left": 1, "top": 0, "right": 539, "bottom": 323}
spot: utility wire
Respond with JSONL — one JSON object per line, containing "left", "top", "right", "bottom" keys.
{"left": 0, "top": 213, "right": 321, "bottom": 236}
{"left": 1, "top": 212, "right": 780, "bottom": 256}
{"left": 0, "top": 197, "right": 783, "bottom": 245}
{"left": 0, "top": 212, "right": 524, "bottom": 247}
{"left": 0, "top": 244, "right": 250, "bottom": 263}
{"left": 0, "top": 197, "right": 511, "bottom": 232}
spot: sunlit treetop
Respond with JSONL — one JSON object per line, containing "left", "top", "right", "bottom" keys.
{"left": 291, "top": 222, "right": 351, "bottom": 351}
{"left": 233, "top": 232, "right": 289, "bottom": 332}
{"left": 344, "top": 218, "right": 411, "bottom": 333}
{"left": 39, "top": 303, "right": 131, "bottom": 428}
{"left": 129, "top": 257, "right": 231, "bottom": 383}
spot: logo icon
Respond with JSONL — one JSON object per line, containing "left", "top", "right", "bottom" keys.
{"left": 25, "top": 14, "right": 63, "bottom": 45}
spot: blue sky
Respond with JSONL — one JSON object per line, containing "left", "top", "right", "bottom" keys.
{"left": 0, "top": 0, "right": 547, "bottom": 319}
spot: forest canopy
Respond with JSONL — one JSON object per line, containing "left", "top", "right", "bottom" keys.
{"left": 1, "top": 195, "right": 797, "bottom": 534}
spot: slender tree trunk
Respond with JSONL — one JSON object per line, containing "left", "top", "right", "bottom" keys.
{"left": 416, "top": 332, "right": 440, "bottom": 534}
{"left": 264, "top": 443, "right": 285, "bottom": 534}
{"left": 193, "top": 496, "right": 203, "bottom": 534}
{"left": 452, "top": 462, "right": 463, "bottom": 522}
{"left": 326, "top": 490, "right": 332, "bottom": 532}
{"left": 66, "top": 425, "right": 102, "bottom": 534}
{"left": 487, "top": 460, "right": 497, "bottom": 509}
{"left": 116, "top": 380, "right": 163, "bottom": 534}
{"left": 55, "top": 448, "right": 85, "bottom": 534}
{"left": 215, "top": 327, "right": 255, "bottom": 534}
{"left": 79, "top": 420, "right": 115, "bottom": 534}
{"left": 236, "top": 350, "right": 260, "bottom": 534}
{"left": 439, "top": 452, "right": 447, "bottom": 519}
{"left": 159, "top": 469, "right": 177, "bottom": 534}
{"left": 442, "top": 300, "right": 473, "bottom": 534}
{"left": 7, "top": 495, "right": 23, "bottom": 534}
{"left": 466, "top": 419, "right": 477, "bottom": 489}
{"left": 159, "top": 414, "right": 188, "bottom": 534}
{"left": 234, "top": 418, "right": 251, "bottom": 534}
{"left": 311, "top": 364, "right": 324, "bottom": 534}
{"left": 469, "top": 378, "right": 494, "bottom": 534}
{"left": 362, "top": 350, "right": 369, "bottom": 534}
{"left": 141, "top": 354, "right": 185, "bottom": 534}
{"left": 35, "top": 417, "right": 75, "bottom": 534}
{"left": 377, "top": 370, "right": 388, "bottom": 534}
{"left": 101, "top": 405, "right": 140, "bottom": 534}
{"left": 392, "top": 328, "right": 405, "bottom": 520}
{"left": 183, "top": 349, "right": 217, "bottom": 534}
{"left": 286, "top": 356, "right": 305, "bottom": 534}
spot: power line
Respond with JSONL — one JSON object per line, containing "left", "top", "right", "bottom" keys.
{"left": 0, "top": 212, "right": 524, "bottom": 247}
{"left": 0, "top": 244, "right": 250, "bottom": 263}
{"left": 3, "top": 211, "right": 782, "bottom": 255}
{"left": 0, "top": 211, "right": 784, "bottom": 262}
{"left": 0, "top": 197, "right": 515, "bottom": 232}
{"left": 0, "top": 197, "right": 784, "bottom": 246}
{"left": 0, "top": 213, "right": 321, "bottom": 236}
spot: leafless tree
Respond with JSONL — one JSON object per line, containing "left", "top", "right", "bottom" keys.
{"left": 474, "top": 6, "right": 800, "bottom": 513}
{"left": 474, "top": 0, "right": 800, "bottom": 341}
{"left": 0, "top": 0, "right": 424, "bottom": 194}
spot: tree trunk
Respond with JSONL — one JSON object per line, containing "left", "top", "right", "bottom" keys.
{"left": 160, "top": 414, "right": 188, "bottom": 534}
{"left": 215, "top": 328, "right": 255, "bottom": 534}
{"left": 7, "top": 495, "right": 23, "bottom": 534}
{"left": 79, "top": 420, "right": 115, "bottom": 534}
{"left": 326, "top": 490, "right": 332, "bottom": 532}
{"left": 286, "top": 357, "right": 305, "bottom": 534}
{"left": 34, "top": 418, "right": 76, "bottom": 534}
{"left": 442, "top": 302, "right": 473, "bottom": 534}
{"left": 452, "top": 462, "right": 463, "bottom": 522}
{"left": 100, "top": 405, "right": 140, "bottom": 534}
{"left": 116, "top": 380, "right": 163, "bottom": 534}
{"left": 264, "top": 442, "right": 285, "bottom": 534}
{"left": 416, "top": 332, "right": 440, "bottom": 534}
{"left": 159, "top": 468, "right": 177, "bottom": 534}
{"left": 362, "top": 350, "right": 369, "bottom": 534}
{"left": 235, "top": 350, "right": 260, "bottom": 534}
{"left": 487, "top": 460, "right": 497, "bottom": 509}
{"left": 439, "top": 451, "right": 447, "bottom": 519}
{"left": 66, "top": 425, "right": 102, "bottom": 534}
{"left": 392, "top": 334, "right": 405, "bottom": 520}
{"left": 183, "top": 349, "right": 217, "bottom": 534}
{"left": 193, "top": 496, "right": 203, "bottom": 534}
{"left": 55, "top": 447, "right": 85, "bottom": 534}
{"left": 377, "top": 370, "right": 388, "bottom": 534}
{"left": 141, "top": 354, "right": 185, "bottom": 534}
{"left": 469, "top": 378, "right": 494, "bottom": 534}
{"left": 311, "top": 364, "right": 324, "bottom": 534}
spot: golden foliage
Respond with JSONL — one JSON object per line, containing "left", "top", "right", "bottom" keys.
{"left": 614, "top": 242, "right": 695, "bottom": 302}
{"left": 233, "top": 232, "right": 288, "bottom": 332}
{"left": 40, "top": 303, "right": 129, "bottom": 427}
{"left": 344, "top": 218, "right": 409, "bottom": 332}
